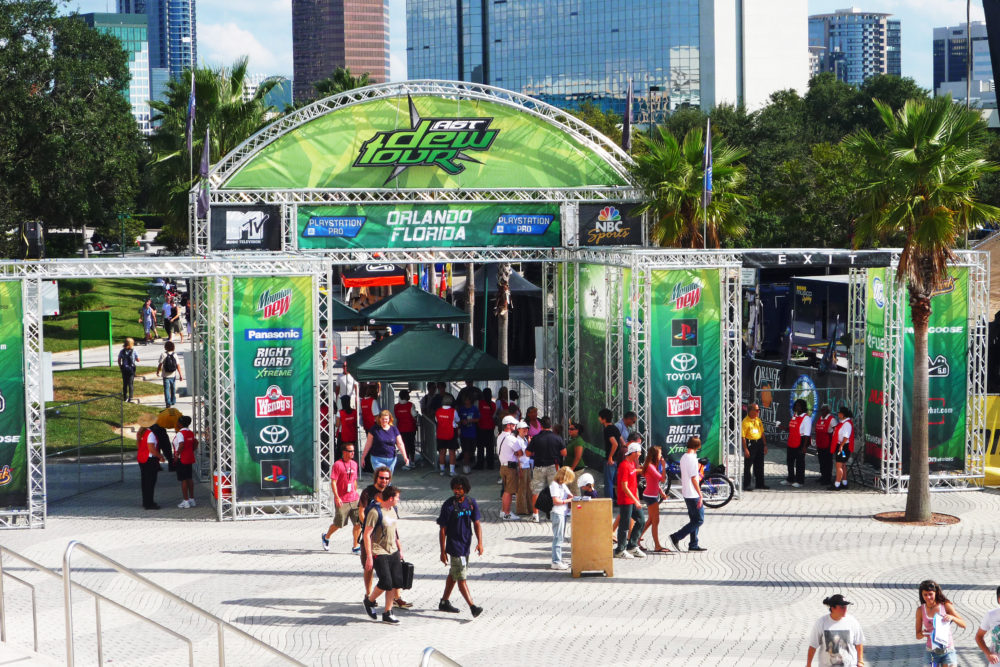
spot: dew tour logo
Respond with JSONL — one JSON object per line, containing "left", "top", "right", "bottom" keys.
{"left": 671, "top": 280, "right": 702, "bottom": 310}
{"left": 354, "top": 96, "right": 500, "bottom": 185}
{"left": 256, "top": 288, "right": 292, "bottom": 320}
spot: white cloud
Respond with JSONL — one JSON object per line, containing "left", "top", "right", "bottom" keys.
{"left": 199, "top": 22, "right": 291, "bottom": 76}
{"left": 199, "top": 0, "right": 291, "bottom": 19}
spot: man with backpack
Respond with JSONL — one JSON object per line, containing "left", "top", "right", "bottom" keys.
{"left": 436, "top": 475, "right": 484, "bottom": 618}
{"left": 357, "top": 468, "right": 411, "bottom": 609}
{"left": 362, "top": 485, "right": 406, "bottom": 624}
{"left": 157, "top": 341, "right": 182, "bottom": 408}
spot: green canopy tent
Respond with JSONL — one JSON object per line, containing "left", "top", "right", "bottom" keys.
{"left": 344, "top": 325, "right": 508, "bottom": 382}
{"left": 359, "top": 285, "right": 469, "bottom": 325}
{"left": 330, "top": 299, "right": 365, "bottom": 325}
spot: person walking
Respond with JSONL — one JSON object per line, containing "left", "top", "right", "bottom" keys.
{"left": 393, "top": 390, "right": 418, "bottom": 470}
{"left": 832, "top": 406, "right": 854, "bottom": 491}
{"left": 639, "top": 445, "right": 671, "bottom": 553}
{"left": 548, "top": 466, "right": 575, "bottom": 570}
{"left": 783, "top": 399, "right": 811, "bottom": 488}
{"left": 140, "top": 299, "right": 156, "bottom": 344}
{"left": 742, "top": 404, "right": 768, "bottom": 490}
{"left": 361, "top": 410, "right": 410, "bottom": 475}
{"left": 156, "top": 340, "right": 182, "bottom": 408}
{"left": 915, "top": 580, "right": 966, "bottom": 666}
{"left": 515, "top": 420, "right": 534, "bottom": 516}
{"left": 496, "top": 415, "right": 524, "bottom": 521}
{"left": 171, "top": 415, "right": 197, "bottom": 508}
{"left": 169, "top": 297, "right": 183, "bottom": 343}
{"left": 336, "top": 362, "right": 357, "bottom": 409}
{"left": 117, "top": 338, "right": 138, "bottom": 403}
{"left": 322, "top": 442, "right": 361, "bottom": 552}
{"left": 526, "top": 416, "right": 566, "bottom": 523}
{"left": 668, "top": 436, "right": 707, "bottom": 553}
{"left": 976, "top": 584, "right": 1000, "bottom": 665}
{"left": 362, "top": 485, "right": 405, "bottom": 625}
{"left": 806, "top": 594, "right": 865, "bottom": 667}
{"left": 599, "top": 409, "right": 623, "bottom": 501}
{"left": 814, "top": 404, "right": 838, "bottom": 486}
{"left": 161, "top": 297, "right": 174, "bottom": 342}
{"left": 613, "top": 442, "right": 646, "bottom": 560}
{"left": 436, "top": 475, "right": 484, "bottom": 618}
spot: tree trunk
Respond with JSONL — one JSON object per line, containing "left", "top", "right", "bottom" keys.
{"left": 904, "top": 294, "right": 932, "bottom": 521}
{"left": 465, "top": 262, "right": 475, "bottom": 345}
{"left": 81, "top": 222, "right": 89, "bottom": 258}
{"left": 496, "top": 263, "right": 511, "bottom": 364}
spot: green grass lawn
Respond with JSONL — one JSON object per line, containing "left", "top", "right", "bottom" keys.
{"left": 44, "top": 278, "right": 158, "bottom": 353}
{"left": 46, "top": 365, "right": 162, "bottom": 455}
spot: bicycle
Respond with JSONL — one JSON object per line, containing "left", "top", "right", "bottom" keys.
{"left": 656, "top": 445, "right": 736, "bottom": 509}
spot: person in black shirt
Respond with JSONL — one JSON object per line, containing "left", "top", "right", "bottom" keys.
{"left": 525, "top": 416, "right": 567, "bottom": 522}
{"left": 599, "top": 409, "right": 623, "bottom": 503}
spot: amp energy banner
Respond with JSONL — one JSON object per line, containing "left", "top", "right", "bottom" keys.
{"left": 649, "top": 269, "right": 722, "bottom": 462}
{"left": 232, "top": 276, "right": 315, "bottom": 499}
{"left": 0, "top": 282, "right": 26, "bottom": 508}
{"left": 299, "top": 203, "right": 560, "bottom": 249}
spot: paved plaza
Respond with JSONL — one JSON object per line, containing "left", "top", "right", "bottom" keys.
{"left": 2, "top": 452, "right": 999, "bottom": 666}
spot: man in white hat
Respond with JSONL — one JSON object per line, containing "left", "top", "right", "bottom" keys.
{"left": 576, "top": 472, "right": 598, "bottom": 499}
{"left": 496, "top": 415, "right": 524, "bottom": 520}
{"left": 613, "top": 441, "right": 646, "bottom": 559}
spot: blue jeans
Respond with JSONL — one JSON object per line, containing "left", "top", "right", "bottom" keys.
{"left": 370, "top": 455, "right": 397, "bottom": 474}
{"left": 551, "top": 511, "right": 567, "bottom": 564}
{"left": 926, "top": 647, "right": 957, "bottom": 665}
{"left": 615, "top": 503, "right": 643, "bottom": 552}
{"left": 671, "top": 497, "right": 704, "bottom": 548}
{"left": 604, "top": 463, "right": 618, "bottom": 503}
{"left": 162, "top": 377, "right": 176, "bottom": 407}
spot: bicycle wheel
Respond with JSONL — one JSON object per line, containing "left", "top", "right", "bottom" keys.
{"left": 700, "top": 473, "right": 734, "bottom": 509}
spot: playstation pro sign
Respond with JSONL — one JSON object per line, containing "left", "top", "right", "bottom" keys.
{"left": 210, "top": 206, "right": 282, "bottom": 251}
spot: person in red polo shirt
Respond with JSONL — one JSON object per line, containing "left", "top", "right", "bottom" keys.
{"left": 813, "top": 404, "right": 838, "bottom": 486}
{"left": 475, "top": 388, "right": 497, "bottom": 470}
{"left": 613, "top": 442, "right": 646, "bottom": 559}
{"left": 394, "top": 390, "right": 417, "bottom": 470}
{"left": 436, "top": 394, "right": 460, "bottom": 476}
{"left": 171, "top": 415, "right": 198, "bottom": 508}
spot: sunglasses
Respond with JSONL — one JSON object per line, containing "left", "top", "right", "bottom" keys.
{"left": 377, "top": 476, "right": 391, "bottom": 481}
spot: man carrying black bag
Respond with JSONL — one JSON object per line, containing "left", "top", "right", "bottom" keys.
{"left": 362, "top": 485, "right": 406, "bottom": 625}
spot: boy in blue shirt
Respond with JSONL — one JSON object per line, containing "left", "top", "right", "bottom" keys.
{"left": 436, "top": 475, "right": 484, "bottom": 618}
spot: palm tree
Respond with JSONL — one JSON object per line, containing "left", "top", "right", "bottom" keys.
{"left": 148, "top": 56, "right": 280, "bottom": 246}
{"left": 313, "top": 67, "right": 371, "bottom": 99}
{"left": 845, "top": 95, "right": 999, "bottom": 521}
{"left": 631, "top": 125, "right": 748, "bottom": 248}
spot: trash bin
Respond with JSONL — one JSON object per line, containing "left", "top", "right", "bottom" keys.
{"left": 570, "top": 497, "right": 614, "bottom": 578}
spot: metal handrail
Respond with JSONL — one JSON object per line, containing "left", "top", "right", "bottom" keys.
{"left": 63, "top": 540, "right": 304, "bottom": 667}
{"left": 0, "top": 544, "right": 192, "bottom": 663}
{"left": 420, "top": 647, "right": 463, "bottom": 666}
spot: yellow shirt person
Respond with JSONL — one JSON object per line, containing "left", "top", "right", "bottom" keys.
{"left": 741, "top": 404, "right": 768, "bottom": 490}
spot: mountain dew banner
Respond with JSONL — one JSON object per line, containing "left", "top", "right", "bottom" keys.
{"left": 902, "top": 268, "right": 968, "bottom": 471}
{"left": 577, "top": 264, "right": 609, "bottom": 467}
{"left": 0, "top": 282, "right": 25, "bottom": 508}
{"left": 649, "top": 269, "right": 722, "bottom": 462}
{"left": 232, "top": 277, "right": 315, "bottom": 500}
{"left": 298, "top": 203, "right": 561, "bottom": 249}
{"left": 863, "top": 268, "right": 887, "bottom": 464}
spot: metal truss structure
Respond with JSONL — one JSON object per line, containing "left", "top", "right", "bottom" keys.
{"left": 540, "top": 262, "right": 559, "bottom": 422}
{"left": 847, "top": 268, "right": 868, "bottom": 426}
{"left": 605, "top": 265, "right": 625, "bottom": 420}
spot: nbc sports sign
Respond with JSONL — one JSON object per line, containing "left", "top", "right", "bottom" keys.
{"left": 578, "top": 203, "right": 642, "bottom": 246}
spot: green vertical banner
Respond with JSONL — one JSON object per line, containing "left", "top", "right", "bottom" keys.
{"left": 232, "top": 276, "right": 315, "bottom": 499}
{"left": 0, "top": 282, "right": 26, "bottom": 508}
{"left": 621, "top": 267, "right": 634, "bottom": 414}
{"left": 577, "top": 264, "right": 609, "bottom": 467}
{"left": 902, "top": 268, "right": 968, "bottom": 471}
{"left": 863, "top": 268, "right": 887, "bottom": 464}
{"left": 649, "top": 269, "right": 722, "bottom": 461}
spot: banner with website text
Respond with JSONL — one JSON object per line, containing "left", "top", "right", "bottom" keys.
{"left": 232, "top": 276, "right": 315, "bottom": 500}
{"left": 863, "top": 267, "right": 887, "bottom": 465}
{"left": 0, "top": 282, "right": 25, "bottom": 508}
{"left": 649, "top": 269, "right": 721, "bottom": 462}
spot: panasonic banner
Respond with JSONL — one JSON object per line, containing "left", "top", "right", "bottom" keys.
{"left": 232, "top": 276, "right": 315, "bottom": 499}
{"left": 649, "top": 269, "right": 722, "bottom": 462}
{"left": 0, "top": 282, "right": 26, "bottom": 508}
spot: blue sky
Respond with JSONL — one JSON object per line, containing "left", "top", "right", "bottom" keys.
{"left": 65, "top": 0, "right": 983, "bottom": 91}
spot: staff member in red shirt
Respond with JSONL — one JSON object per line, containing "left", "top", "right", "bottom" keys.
{"left": 336, "top": 397, "right": 358, "bottom": 459}
{"left": 394, "top": 390, "right": 418, "bottom": 470}
{"left": 832, "top": 406, "right": 854, "bottom": 491}
{"left": 475, "top": 388, "right": 497, "bottom": 470}
{"left": 436, "top": 394, "right": 460, "bottom": 477}
{"left": 783, "top": 399, "right": 811, "bottom": 488}
{"left": 613, "top": 442, "right": 646, "bottom": 560}
{"left": 813, "top": 404, "right": 838, "bottom": 486}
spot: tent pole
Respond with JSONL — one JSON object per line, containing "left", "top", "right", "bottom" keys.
{"left": 482, "top": 278, "right": 488, "bottom": 353}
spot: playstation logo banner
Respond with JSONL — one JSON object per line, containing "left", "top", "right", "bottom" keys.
{"left": 210, "top": 206, "right": 282, "bottom": 251}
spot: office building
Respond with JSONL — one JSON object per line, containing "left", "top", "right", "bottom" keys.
{"left": 406, "top": 0, "right": 807, "bottom": 116}
{"left": 292, "top": 0, "right": 390, "bottom": 103}
{"left": 79, "top": 13, "right": 152, "bottom": 135}
{"left": 933, "top": 21, "right": 994, "bottom": 105}
{"left": 118, "top": 0, "right": 196, "bottom": 80}
{"left": 809, "top": 8, "right": 901, "bottom": 86}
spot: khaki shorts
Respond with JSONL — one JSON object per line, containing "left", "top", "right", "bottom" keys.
{"left": 449, "top": 554, "right": 468, "bottom": 581}
{"left": 500, "top": 465, "right": 518, "bottom": 494}
{"left": 333, "top": 499, "right": 360, "bottom": 528}
{"left": 531, "top": 465, "right": 557, "bottom": 494}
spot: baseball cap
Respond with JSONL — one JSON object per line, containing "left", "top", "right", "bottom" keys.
{"left": 577, "top": 473, "right": 595, "bottom": 488}
{"left": 516, "top": 420, "right": 529, "bottom": 429}
{"left": 501, "top": 415, "right": 519, "bottom": 426}
{"left": 626, "top": 442, "right": 642, "bottom": 456}
{"left": 822, "top": 594, "right": 852, "bottom": 607}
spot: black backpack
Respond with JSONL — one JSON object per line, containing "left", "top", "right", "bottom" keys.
{"left": 534, "top": 485, "right": 554, "bottom": 518}
{"left": 357, "top": 499, "right": 384, "bottom": 545}
{"left": 118, "top": 348, "right": 136, "bottom": 371}
{"left": 162, "top": 352, "right": 178, "bottom": 374}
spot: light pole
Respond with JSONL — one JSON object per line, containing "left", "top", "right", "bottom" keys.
{"left": 967, "top": 0, "right": 972, "bottom": 110}
{"left": 648, "top": 85, "right": 661, "bottom": 134}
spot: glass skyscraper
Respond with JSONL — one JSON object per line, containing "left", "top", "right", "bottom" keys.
{"left": 407, "top": 1, "right": 701, "bottom": 116}
{"left": 80, "top": 13, "right": 153, "bottom": 135}
{"left": 118, "top": 0, "right": 196, "bottom": 81}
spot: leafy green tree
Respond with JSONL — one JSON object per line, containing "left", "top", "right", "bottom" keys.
{"left": 845, "top": 96, "right": 1000, "bottom": 521}
{"left": 313, "top": 66, "right": 371, "bottom": 98}
{"left": 148, "top": 56, "right": 280, "bottom": 245}
{"left": 856, "top": 75, "right": 930, "bottom": 134}
{"left": 631, "top": 126, "right": 748, "bottom": 248}
{"left": 567, "top": 101, "right": 622, "bottom": 146}
{"left": 0, "top": 1, "right": 142, "bottom": 257}
{"left": 660, "top": 107, "right": 707, "bottom": 145}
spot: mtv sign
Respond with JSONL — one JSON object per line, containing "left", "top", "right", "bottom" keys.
{"left": 227, "top": 210, "right": 268, "bottom": 242}
{"left": 210, "top": 205, "right": 281, "bottom": 251}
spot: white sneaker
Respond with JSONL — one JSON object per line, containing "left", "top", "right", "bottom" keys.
{"left": 177, "top": 500, "right": 190, "bottom": 509}
{"left": 791, "top": 482, "right": 801, "bottom": 488}
{"left": 628, "top": 547, "right": 647, "bottom": 559}
{"left": 529, "top": 514, "right": 540, "bottom": 523}
{"left": 614, "top": 550, "right": 634, "bottom": 559}
{"left": 779, "top": 480, "right": 790, "bottom": 486}
{"left": 496, "top": 477, "right": 503, "bottom": 485}
{"left": 462, "top": 466, "right": 470, "bottom": 474}
{"left": 550, "top": 562, "right": 569, "bottom": 570}
{"left": 501, "top": 513, "right": 520, "bottom": 521}
{"left": 187, "top": 498, "right": 196, "bottom": 507}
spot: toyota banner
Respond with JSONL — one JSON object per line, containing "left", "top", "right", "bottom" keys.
{"left": 232, "top": 276, "right": 315, "bottom": 499}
